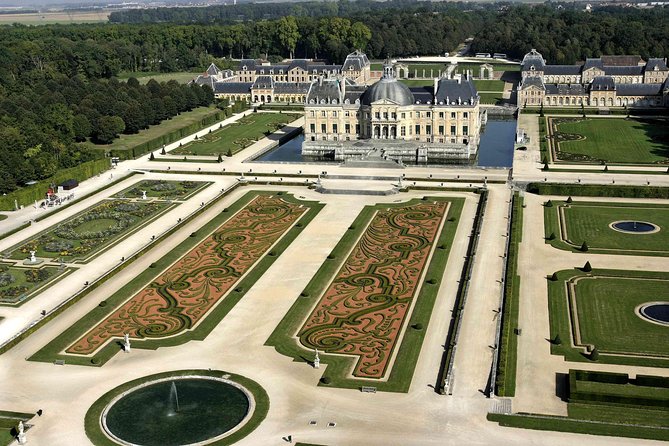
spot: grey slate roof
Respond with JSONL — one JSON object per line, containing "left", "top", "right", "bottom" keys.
{"left": 434, "top": 79, "right": 478, "bottom": 105}
{"left": 206, "top": 63, "right": 220, "bottom": 76}
{"left": 616, "top": 83, "right": 664, "bottom": 96}
{"left": 361, "top": 78, "right": 414, "bottom": 106}
{"left": 601, "top": 55, "right": 643, "bottom": 66}
{"left": 521, "top": 49, "right": 546, "bottom": 71}
{"left": 306, "top": 78, "right": 344, "bottom": 104}
{"left": 646, "top": 58, "right": 669, "bottom": 72}
{"left": 604, "top": 66, "right": 643, "bottom": 76}
{"left": 410, "top": 87, "right": 433, "bottom": 104}
{"left": 521, "top": 77, "right": 546, "bottom": 89}
{"left": 545, "top": 84, "right": 585, "bottom": 95}
{"left": 342, "top": 50, "right": 370, "bottom": 72}
{"left": 590, "top": 76, "right": 616, "bottom": 91}
{"left": 214, "top": 82, "right": 252, "bottom": 94}
{"left": 274, "top": 82, "right": 310, "bottom": 94}
{"left": 583, "top": 58, "right": 604, "bottom": 71}
{"left": 238, "top": 59, "right": 257, "bottom": 71}
{"left": 252, "top": 76, "right": 274, "bottom": 89}
{"left": 544, "top": 65, "right": 582, "bottom": 75}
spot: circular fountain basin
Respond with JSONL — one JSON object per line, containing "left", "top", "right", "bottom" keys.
{"left": 102, "top": 376, "right": 252, "bottom": 446}
{"left": 638, "top": 302, "right": 669, "bottom": 326}
{"left": 609, "top": 221, "right": 659, "bottom": 234}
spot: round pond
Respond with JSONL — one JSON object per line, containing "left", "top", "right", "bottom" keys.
{"left": 609, "top": 221, "right": 659, "bottom": 234}
{"left": 638, "top": 302, "right": 669, "bottom": 326}
{"left": 103, "top": 377, "right": 252, "bottom": 446}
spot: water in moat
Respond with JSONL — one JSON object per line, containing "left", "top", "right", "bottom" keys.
{"left": 253, "top": 118, "right": 517, "bottom": 168}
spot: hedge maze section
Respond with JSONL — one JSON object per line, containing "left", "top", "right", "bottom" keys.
{"left": 31, "top": 192, "right": 323, "bottom": 366}
{"left": 544, "top": 200, "right": 669, "bottom": 257}
{"left": 548, "top": 269, "right": 669, "bottom": 368}
{"left": 267, "top": 197, "right": 465, "bottom": 392}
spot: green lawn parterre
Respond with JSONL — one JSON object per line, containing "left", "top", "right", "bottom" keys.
{"left": 266, "top": 196, "right": 465, "bottom": 392}
{"left": 29, "top": 191, "right": 323, "bottom": 367}
{"left": 551, "top": 117, "right": 669, "bottom": 164}
{"left": 113, "top": 180, "right": 210, "bottom": 200}
{"left": 84, "top": 370, "right": 268, "bottom": 446}
{"left": 544, "top": 200, "right": 669, "bottom": 256}
{"left": 547, "top": 268, "right": 669, "bottom": 368}
{"left": 171, "top": 112, "right": 300, "bottom": 156}
{"left": 472, "top": 79, "right": 506, "bottom": 92}
{"left": 0, "top": 411, "right": 34, "bottom": 446}
{"left": 4, "top": 200, "right": 176, "bottom": 263}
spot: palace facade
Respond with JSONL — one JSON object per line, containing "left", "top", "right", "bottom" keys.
{"left": 517, "top": 49, "right": 669, "bottom": 107}
{"left": 302, "top": 66, "right": 484, "bottom": 163}
{"left": 191, "top": 51, "right": 371, "bottom": 104}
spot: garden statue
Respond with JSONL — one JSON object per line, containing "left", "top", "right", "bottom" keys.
{"left": 141, "top": 190, "right": 147, "bottom": 200}
{"left": 17, "top": 421, "right": 26, "bottom": 444}
{"left": 123, "top": 333, "right": 131, "bottom": 353}
{"left": 314, "top": 349, "right": 320, "bottom": 369}
{"left": 29, "top": 251, "right": 36, "bottom": 263}
{"left": 398, "top": 176, "right": 403, "bottom": 188}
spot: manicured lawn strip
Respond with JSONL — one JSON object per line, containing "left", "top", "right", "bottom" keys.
{"left": 0, "top": 215, "right": 6, "bottom": 221}
{"left": 0, "top": 184, "right": 244, "bottom": 356}
{"left": 473, "top": 79, "right": 505, "bottom": 91}
{"left": 29, "top": 191, "right": 323, "bottom": 366}
{"left": 399, "top": 79, "right": 433, "bottom": 87}
{"left": 113, "top": 180, "right": 211, "bottom": 201}
{"left": 266, "top": 197, "right": 464, "bottom": 392}
{"left": 544, "top": 200, "right": 669, "bottom": 256}
{"left": 119, "top": 72, "right": 201, "bottom": 84}
{"left": 547, "top": 268, "right": 669, "bottom": 368}
{"left": 84, "top": 369, "right": 268, "bottom": 446}
{"left": 171, "top": 113, "right": 300, "bottom": 156}
{"left": 4, "top": 200, "right": 177, "bottom": 263}
{"left": 568, "top": 403, "right": 669, "bottom": 427}
{"left": 479, "top": 92, "right": 504, "bottom": 105}
{"left": 487, "top": 413, "right": 669, "bottom": 442}
{"left": 495, "top": 193, "right": 523, "bottom": 397}
{"left": 528, "top": 183, "right": 669, "bottom": 198}
{"left": 151, "top": 157, "right": 221, "bottom": 163}
{"left": 0, "top": 264, "right": 76, "bottom": 307}
{"left": 552, "top": 117, "right": 669, "bottom": 164}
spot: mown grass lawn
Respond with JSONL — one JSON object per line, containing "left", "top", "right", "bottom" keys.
{"left": 478, "top": 92, "right": 504, "bottom": 105}
{"left": 556, "top": 118, "right": 669, "bottom": 164}
{"left": 118, "top": 71, "right": 202, "bottom": 84}
{"left": 172, "top": 112, "right": 300, "bottom": 156}
{"left": 545, "top": 201, "right": 669, "bottom": 256}
{"left": 473, "top": 79, "right": 505, "bottom": 91}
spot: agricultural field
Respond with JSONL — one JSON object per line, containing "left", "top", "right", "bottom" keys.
{"left": 551, "top": 117, "right": 669, "bottom": 164}
{"left": 544, "top": 200, "right": 669, "bottom": 256}
{"left": 0, "top": 11, "right": 109, "bottom": 25}
{"left": 171, "top": 112, "right": 300, "bottom": 156}
{"left": 267, "top": 197, "right": 464, "bottom": 391}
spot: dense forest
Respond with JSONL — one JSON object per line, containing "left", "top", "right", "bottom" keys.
{"left": 0, "top": 1, "right": 667, "bottom": 196}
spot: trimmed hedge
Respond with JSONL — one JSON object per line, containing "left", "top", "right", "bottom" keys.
{"left": 0, "top": 159, "right": 111, "bottom": 211}
{"left": 568, "top": 369, "right": 669, "bottom": 409}
{"left": 527, "top": 183, "right": 669, "bottom": 199}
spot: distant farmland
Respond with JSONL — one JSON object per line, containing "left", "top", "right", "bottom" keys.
{"left": 0, "top": 10, "right": 110, "bottom": 25}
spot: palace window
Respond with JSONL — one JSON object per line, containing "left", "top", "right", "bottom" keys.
{"left": 391, "top": 112, "right": 397, "bottom": 119}
{"left": 345, "top": 124, "right": 350, "bottom": 133}
{"left": 415, "top": 125, "right": 421, "bottom": 135}
{"left": 383, "top": 112, "right": 388, "bottom": 119}
{"left": 375, "top": 112, "right": 380, "bottom": 119}
{"left": 438, "top": 125, "right": 444, "bottom": 135}
{"left": 463, "top": 126, "right": 468, "bottom": 136}
{"left": 450, "top": 125, "right": 456, "bottom": 135}
{"left": 426, "top": 112, "right": 431, "bottom": 118}
{"left": 321, "top": 111, "right": 326, "bottom": 117}
{"left": 463, "top": 112, "right": 469, "bottom": 118}
{"left": 439, "top": 112, "right": 444, "bottom": 118}
{"left": 356, "top": 124, "right": 360, "bottom": 134}
{"left": 401, "top": 113, "right": 406, "bottom": 119}
{"left": 332, "top": 111, "right": 338, "bottom": 117}
{"left": 416, "top": 112, "right": 421, "bottom": 118}
{"left": 310, "top": 111, "right": 315, "bottom": 117}
{"left": 401, "top": 127, "right": 406, "bottom": 136}
{"left": 321, "top": 124, "right": 327, "bottom": 133}
{"left": 310, "top": 124, "right": 315, "bottom": 133}
{"left": 345, "top": 111, "right": 350, "bottom": 117}
{"left": 451, "top": 112, "right": 456, "bottom": 119}
{"left": 426, "top": 125, "right": 431, "bottom": 135}
{"left": 333, "top": 124, "right": 338, "bottom": 133}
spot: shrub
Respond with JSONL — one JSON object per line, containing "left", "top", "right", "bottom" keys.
{"left": 99, "top": 301, "right": 107, "bottom": 307}
{"left": 412, "top": 323, "right": 423, "bottom": 330}
{"left": 190, "top": 232, "right": 198, "bottom": 237}
{"left": 580, "top": 241, "right": 589, "bottom": 252}
{"left": 426, "top": 278, "right": 438, "bottom": 285}
{"left": 545, "top": 200, "right": 553, "bottom": 207}
{"left": 161, "top": 147, "right": 166, "bottom": 155}
{"left": 268, "top": 251, "right": 276, "bottom": 257}
{"left": 234, "top": 286, "right": 244, "bottom": 293}
{"left": 542, "top": 163, "right": 549, "bottom": 171}
{"left": 217, "top": 153, "right": 223, "bottom": 163}
{"left": 553, "top": 333, "right": 562, "bottom": 345}
{"left": 438, "top": 244, "right": 447, "bottom": 250}
{"left": 226, "top": 148, "right": 233, "bottom": 157}
{"left": 327, "top": 254, "right": 335, "bottom": 260}
{"left": 582, "top": 261, "right": 592, "bottom": 272}
{"left": 566, "top": 196, "right": 572, "bottom": 203}
{"left": 320, "top": 376, "right": 331, "bottom": 385}
{"left": 91, "top": 358, "right": 101, "bottom": 365}
{"left": 550, "top": 272, "right": 559, "bottom": 281}
{"left": 149, "top": 263, "right": 157, "bottom": 268}
{"left": 149, "top": 152, "right": 155, "bottom": 161}
{"left": 590, "top": 346, "right": 599, "bottom": 361}
{"left": 547, "top": 232, "right": 556, "bottom": 241}
{"left": 300, "top": 291, "right": 310, "bottom": 298}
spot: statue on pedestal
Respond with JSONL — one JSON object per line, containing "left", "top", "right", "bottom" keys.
{"left": 17, "top": 421, "right": 26, "bottom": 445}
{"left": 123, "top": 333, "right": 131, "bottom": 353}
{"left": 141, "top": 190, "right": 147, "bottom": 200}
{"left": 314, "top": 348, "right": 320, "bottom": 369}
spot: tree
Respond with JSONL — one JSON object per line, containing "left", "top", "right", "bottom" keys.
{"left": 349, "top": 22, "right": 372, "bottom": 50}
{"left": 72, "top": 114, "right": 92, "bottom": 142}
{"left": 277, "top": 16, "right": 300, "bottom": 59}
{"left": 94, "top": 116, "right": 125, "bottom": 144}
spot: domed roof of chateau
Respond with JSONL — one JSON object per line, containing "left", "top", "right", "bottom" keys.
{"left": 361, "top": 66, "right": 414, "bottom": 106}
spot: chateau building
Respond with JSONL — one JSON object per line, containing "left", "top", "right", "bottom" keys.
{"left": 518, "top": 49, "right": 669, "bottom": 107}
{"left": 302, "top": 65, "right": 484, "bottom": 163}
{"left": 190, "top": 51, "right": 371, "bottom": 104}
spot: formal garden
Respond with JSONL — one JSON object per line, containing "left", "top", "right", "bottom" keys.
{"left": 171, "top": 112, "right": 301, "bottom": 156}
{"left": 113, "top": 180, "right": 210, "bottom": 200}
{"left": 30, "top": 191, "right": 323, "bottom": 366}
{"left": 548, "top": 117, "right": 669, "bottom": 164}
{"left": 547, "top": 268, "right": 669, "bottom": 368}
{"left": 0, "top": 264, "right": 74, "bottom": 306}
{"left": 0, "top": 411, "right": 34, "bottom": 446}
{"left": 4, "top": 200, "right": 175, "bottom": 263}
{"left": 544, "top": 200, "right": 669, "bottom": 256}
{"left": 267, "top": 197, "right": 465, "bottom": 392}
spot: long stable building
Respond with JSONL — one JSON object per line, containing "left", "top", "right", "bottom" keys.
{"left": 517, "top": 49, "right": 669, "bottom": 107}
{"left": 302, "top": 66, "right": 484, "bottom": 164}
{"left": 191, "top": 51, "right": 371, "bottom": 104}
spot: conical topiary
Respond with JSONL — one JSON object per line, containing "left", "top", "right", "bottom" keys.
{"left": 149, "top": 152, "right": 155, "bottom": 161}
{"left": 547, "top": 232, "right": 556, "bottom": 240}
{"left": 217, "top": 153, "right": 223, "bottom": 163}
{"left": 553, "top": 333, "right": 562, "bottom": 345}
{"left": 226, "top": 148, "right": 233, "bottom": 157}
{"left": 543, "top": 163, "right": 549, "bottom": 171}
{"left": 603, "top": 165, "right": 608, "bottom": 172}
{"left": 580, "top": 241, "right": 588, "bottom": 252}
{"left": 566, "top": 196, "right": 572, "bottom": 203}
{"left": 545, "top": 200, "right": 553, "bottom": 207}
{"left": 161, "top": 147, "right": 166, "bottom": 155}
{"left": 550, "top": 272, "right": 559, "bottom": 281}
{"left": 590, "top": 346, "right": 599, "bottom": 361}
{"left": 583, "top": 261, "right": 592, "bottom": 272}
